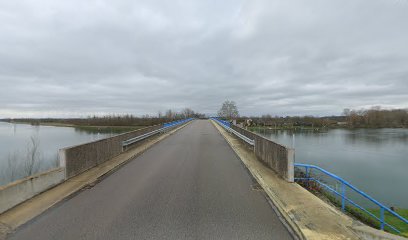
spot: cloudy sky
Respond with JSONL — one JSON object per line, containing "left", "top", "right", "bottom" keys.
{"left": 0, "top": 0, "right": 407, "bottom": 118}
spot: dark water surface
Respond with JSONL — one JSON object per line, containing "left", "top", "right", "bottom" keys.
{"left": 253, "top": 128, "right": 408, "bottom": 208}
{"left": 0, "top": 122, "right": 115, "bottom": 185}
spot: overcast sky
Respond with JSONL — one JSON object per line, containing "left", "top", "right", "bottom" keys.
{"left": 0, "top": 0, "right": 407, "bottom": 118}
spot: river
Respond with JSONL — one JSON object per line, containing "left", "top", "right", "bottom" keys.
{"left": 252, "top": 128, "right": 408, "bottom": 209}
{"left": 0, "top": 122, "right": 115, "bottom": 186}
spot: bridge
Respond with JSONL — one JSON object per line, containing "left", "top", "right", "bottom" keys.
{"left": 0, "top": 119, "right": 407, "bottom": 240}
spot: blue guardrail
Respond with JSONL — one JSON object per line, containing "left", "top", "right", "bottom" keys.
{"left": 294, "top": 163, "right": 408, "bottom": 234}
{"left": 163, "top": 118, "right": 194, "bottom": 128}
{"left": 209, "top": 117, "right": 231, "bottom": 127}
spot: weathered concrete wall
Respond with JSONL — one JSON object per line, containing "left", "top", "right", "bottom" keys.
{"left": 0, "top": 168, "right": 64, "bottom": 214}
{"left": 254, "top": 135, "right": 294, "bottom": 182}
{"left": 231, "top": 125, "right": 294, "bottom": 182}
{"left": 59, "top": 125, "right": 162, "bottom": 179}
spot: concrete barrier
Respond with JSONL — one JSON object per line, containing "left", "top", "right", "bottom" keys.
{"left": 0, "top": 168, "right": 64, "bottom": 214}
{"left": 231, "top": 125, "right": 294, "bottom": 182}
{"left": 254, "top": 135, "right": 294, "bottom": 182}
{"left": 59, "top": 125, "right": 162, "bottom": 179}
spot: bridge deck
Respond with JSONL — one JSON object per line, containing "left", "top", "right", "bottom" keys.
{"left": 9, "top": 120, "right": 292, "bottom": 240}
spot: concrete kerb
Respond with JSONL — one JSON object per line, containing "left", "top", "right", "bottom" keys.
{"left": 0, "top": 168, "right": 64, "bottom": 215}
{"left": 0, "top": 121, "right": 193, "bottom": 240}
{"left": 211, "top": 120, "right": 363, "bottom": 240}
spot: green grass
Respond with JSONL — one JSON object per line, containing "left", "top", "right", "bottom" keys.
{"left": 345, "top": 206, "right": 408, "bottom": 237}
{"left": 297, "top": 180, "right": 408, "bottom": 237}
{"left": 368, "top": 209, "right": 408, "bottom": 237}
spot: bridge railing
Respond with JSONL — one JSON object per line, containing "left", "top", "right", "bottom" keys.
{"left": 211, "top": 117, "right": 294, "bottom": 182}
{"left": 163, "top": 118, "right": 194, "bottom": 128}
{"left": 295, "top": 163, "right": 408, "bottom": 234}
{"left": 60, "top": 118, "right": 193, "bottom": 179}
{"left": 210, "top": 117, "right": 254, "bottom": 146}
{"left": 122, "top": 118, "right": 193, "bottom": 149}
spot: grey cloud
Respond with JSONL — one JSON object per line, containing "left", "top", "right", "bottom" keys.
{"left": 0, "top": 0, "right": 407, "bottom": 118}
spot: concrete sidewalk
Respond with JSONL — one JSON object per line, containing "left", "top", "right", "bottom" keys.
{"left": 211, "top": 120, "right": 363, "bottom": 240}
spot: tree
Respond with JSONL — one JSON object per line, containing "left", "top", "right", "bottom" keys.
{"left": 182, "top": 108, "right": 195, "bottom": 118}
{"left": 6, "top": 151, "right": 19, "bottom": 182}
{"left": 343, "top": 108, "right": 350, "bottom": 117}
{"left": 24, "top": 136, "right": 41, "bottom": 176}
{"left": 217, "top": 100, "right": 239, "bottom": 119}
{"left": 165, "top": 109, "right": 174, "bottom": 119}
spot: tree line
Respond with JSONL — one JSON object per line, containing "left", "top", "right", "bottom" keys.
{"left": 217, "top": 101, "right": 408, "bottom": 129}
{"left": 241, "top": 115, "right": 338, "bottom": 128}
{"left": 234, "top": 108, "right": 408, "bottom": 129}
{"left": 2, "top": 108, "right": 205, "bottom": 127}
{"left": 3, "top": 102, "right": 407, "bottom": 129}
{"left": 216, "top": 100, "right": 337, "bottom": 128}
{"left": 343, "top": 107, "right": 408, "bottom": 128}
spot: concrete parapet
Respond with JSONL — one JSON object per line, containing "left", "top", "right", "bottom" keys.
{"left": 0, "top": 168, "right": 64, "bottom": 214}
{"left": 59, "top": 125, "right": 162, "bottom": 179}
{"left": 254, "top": 135, "right": 295, "bottom": 182}
{"left": 231, "top": 124, "right": 294, "bottom": 182}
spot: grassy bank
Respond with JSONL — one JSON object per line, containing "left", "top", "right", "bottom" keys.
{"left": 248, "top": 126, "right": 327, "bottom": 131}
{"left": 74, "top": 125, "right": 144, "bottom": 134}
{"left": 296, "top": 180, "right": 408, "bottom": 237}
{"left": 2, "top": 120, "right": 145, "bottom": 134}
{"left": 1, "top": 115, "right": 176, "bottom": 128}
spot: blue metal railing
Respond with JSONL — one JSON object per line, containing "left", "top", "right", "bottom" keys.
{"left": 163, "top": 118, "right": 194, "bottom": 128}
{"left": 210, "top": 117, "right": 254, "bottom": 146}
{"left": 122, "top": 118, "right": 193, "bottom": 148}
{"left": 294, "top": 163, "right": 408, "bottom": 234}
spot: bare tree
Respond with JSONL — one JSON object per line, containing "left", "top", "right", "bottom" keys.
{"left": 24, "top": 136, "right": 41, "bottom": 176}
{"left": 165, "top": 109, "right": 174, "bottom": 119}
{"left": 6, "top": 151, "right": 19, "bottom": 182}
{"left": 217, "top": 100, "right": 239, "bottom": 119}
{"left": 182, "top": 108, "right": 195, "bottom": 118}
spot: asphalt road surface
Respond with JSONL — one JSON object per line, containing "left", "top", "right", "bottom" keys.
{"left": 9, "top": 120, "right": 293, "bottom": 240}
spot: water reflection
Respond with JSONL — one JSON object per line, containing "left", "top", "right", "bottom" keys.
{"left": 0, "top": 122, "right": 114, "bottom": 186}
{"left": 343, "top": 129, "right": 408, "bottom": 145}
{"left": 73, "top": 126, "right": 140, "bottom": 135}
{"left": 253, "top": 128, "right": 408, "bottom": 208}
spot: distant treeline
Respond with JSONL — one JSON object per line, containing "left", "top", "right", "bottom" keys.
{"left": 237, "top": 115, "right": 339, "bottom": 128}
{"left": 343, "top": 107, "right": 408, "bottom": 128}
{"left": 2, "top": 108, "right": 205, "bottom": 127}
{"left": 3, "top": 107, "right": 407, "bottom": 129}
{"left": 235, "top": 107, "right": 408, "bottom": 129}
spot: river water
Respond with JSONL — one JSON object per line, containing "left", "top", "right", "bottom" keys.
{"left": 252, "top": 128, "right": 408, "bottom": 209}
{"left": 0, "top": 122, "right": 114, "bottom": 186}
